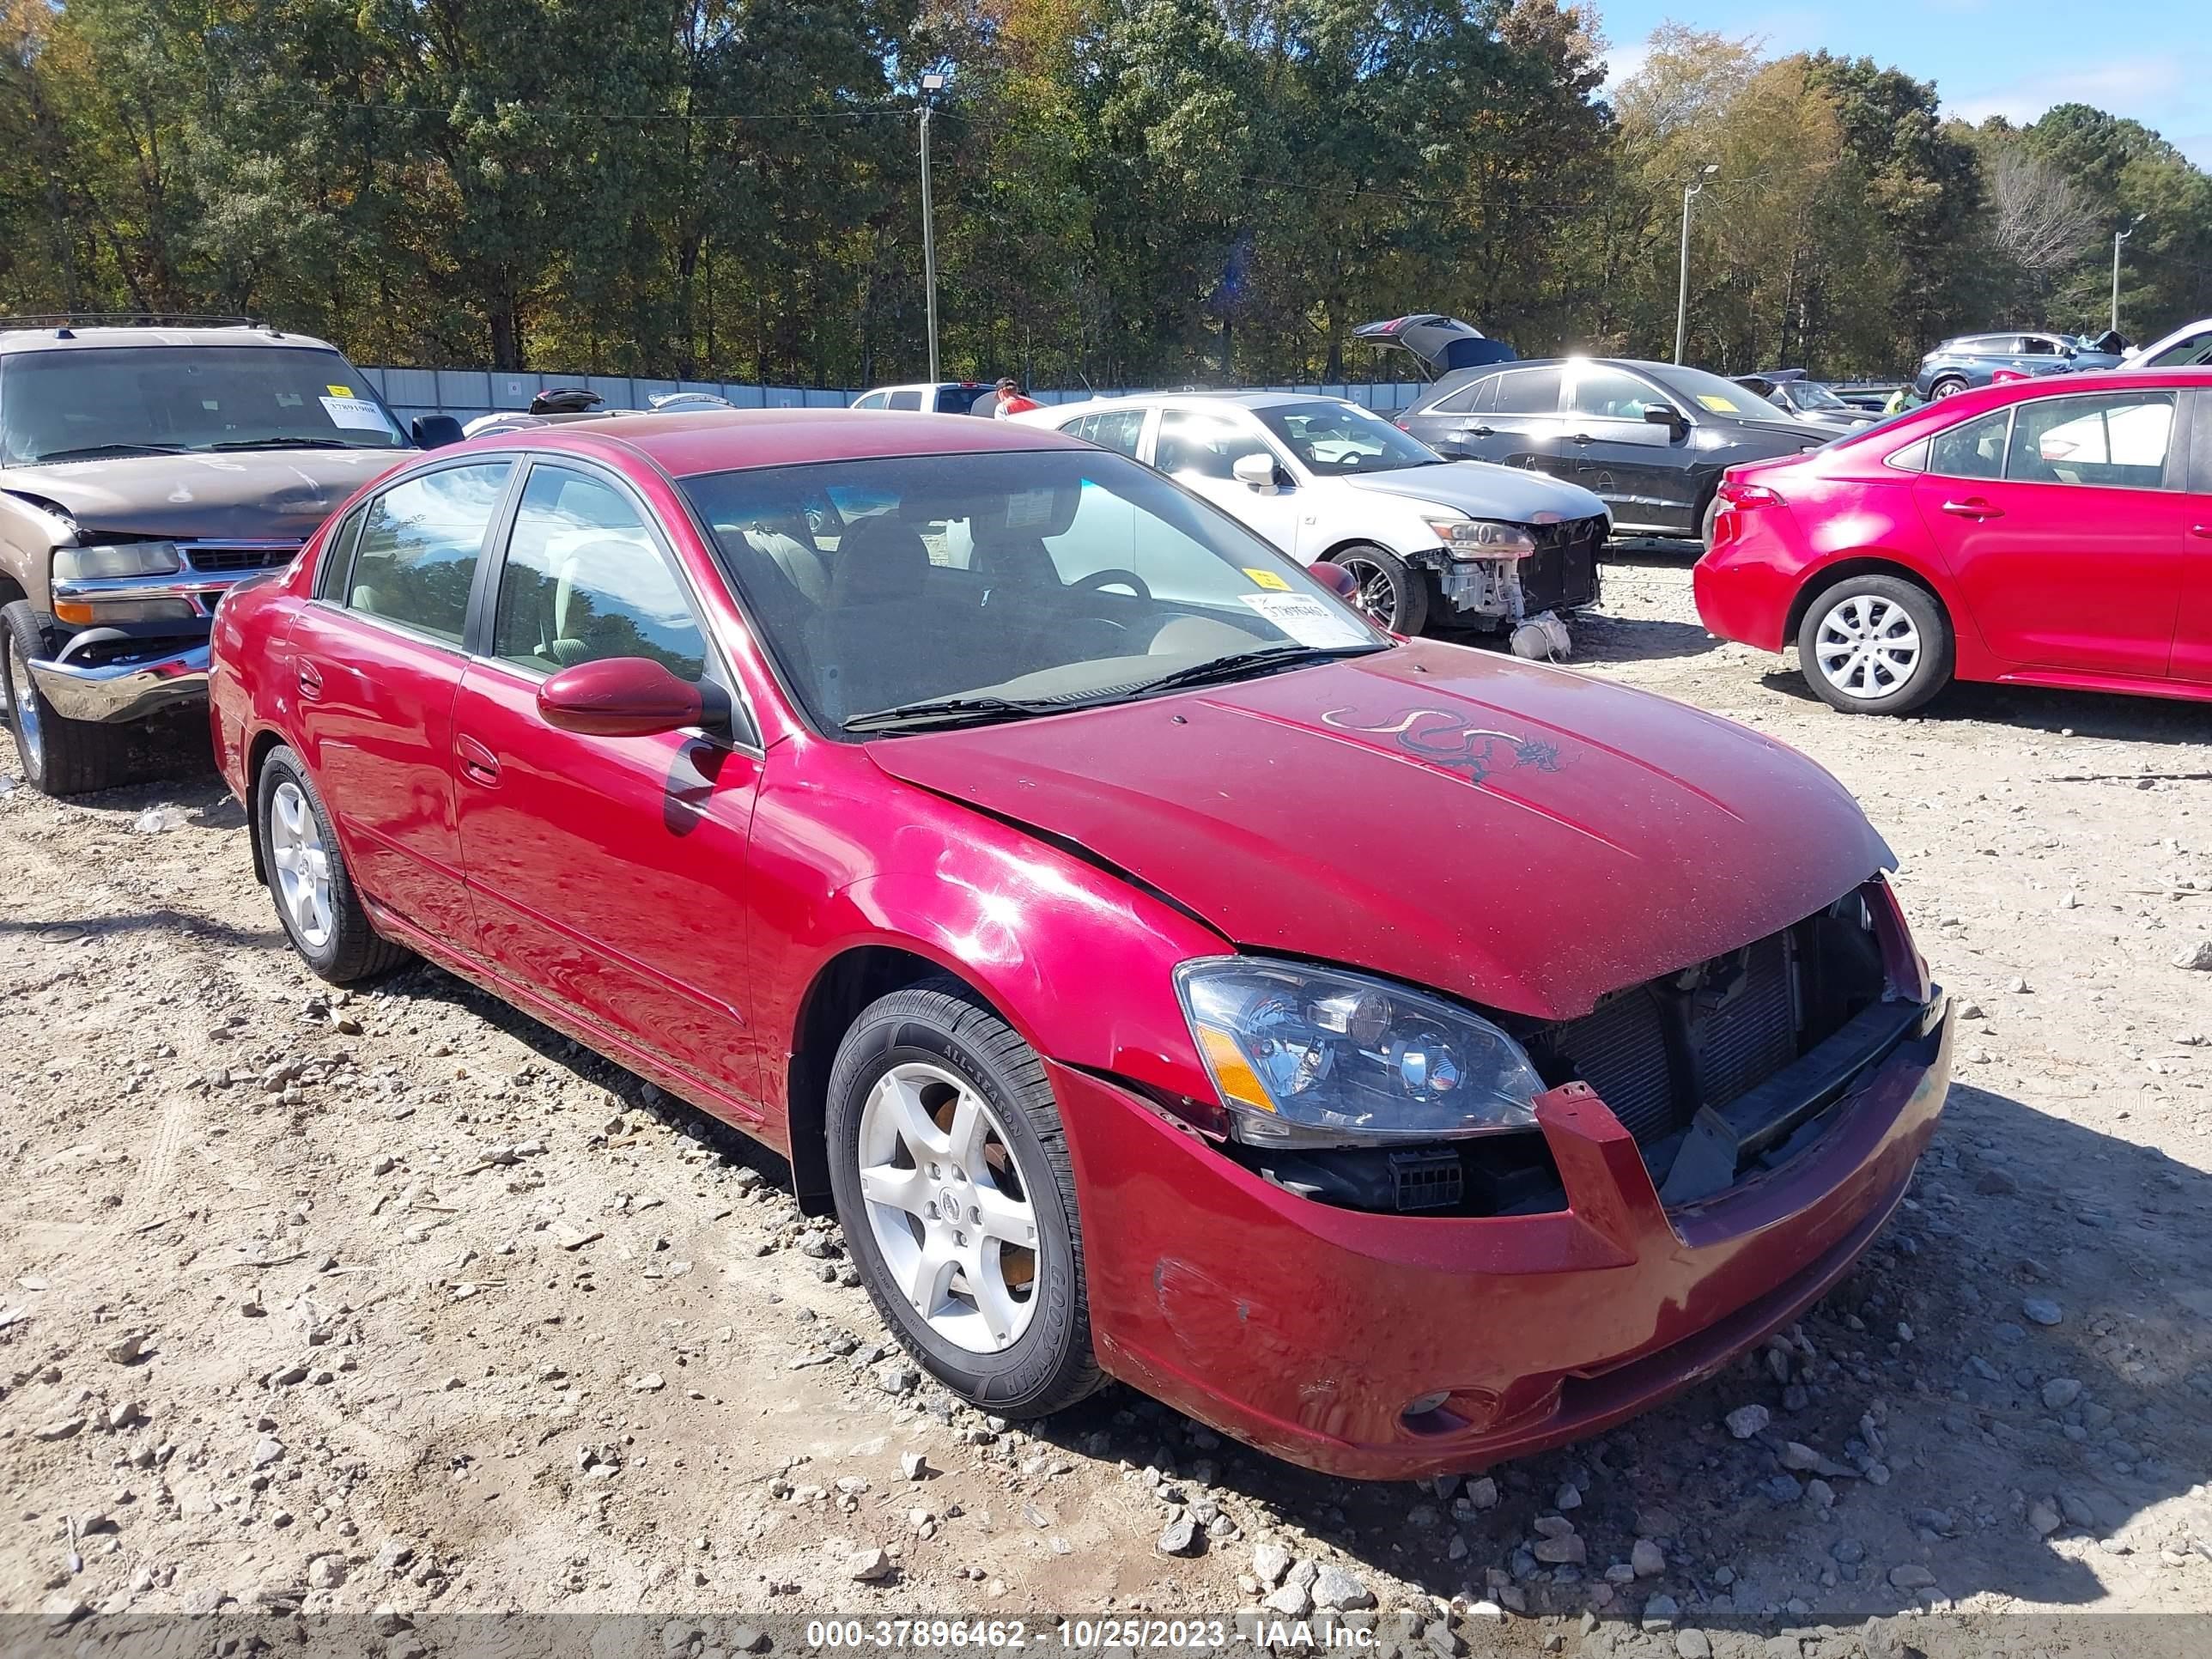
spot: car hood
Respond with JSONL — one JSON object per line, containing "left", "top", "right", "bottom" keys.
{"left": 1337, "top": 462, "right": 1607, "bottom": 524}
{"left": 0, "top": 448, "right": 404, "bottom": 541}
{"left": 866, "top": 642, "right": 1893, "bottom": 1020}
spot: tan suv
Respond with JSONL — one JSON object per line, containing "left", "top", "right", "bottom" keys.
{"left": 0, "top": 319, "right": 458, "bottom": 794}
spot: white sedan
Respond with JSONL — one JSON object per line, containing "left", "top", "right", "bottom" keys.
{"left": 1013, "top": 392, "right": 1607, "bottom": 645}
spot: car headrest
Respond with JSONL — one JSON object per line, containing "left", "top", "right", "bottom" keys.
{"left": 831, "top": 514, "right": 933, "bottom": 605}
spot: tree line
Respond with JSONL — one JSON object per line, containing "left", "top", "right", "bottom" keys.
{"left": 3, "top": 0, "right": 2209, "bottom": 389}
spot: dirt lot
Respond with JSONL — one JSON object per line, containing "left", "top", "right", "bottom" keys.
{"left": 3, "top": 556, "right": 2210, "bottom": 1655}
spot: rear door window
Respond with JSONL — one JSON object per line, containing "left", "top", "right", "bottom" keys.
{"left": 1088, "top": 408, "right": 1146, "bottom": 457}
{"left": 1491, "top": 368, "right": 1563, "bottom": 415}
{"left": 345, "top": 461, "right": 514, "bottom": 643}
{"left": 886, "top": 390, "right": 923, "bottom": 411}
{"left": 1925, "top": 410, "right": 2011, "bottom": 481}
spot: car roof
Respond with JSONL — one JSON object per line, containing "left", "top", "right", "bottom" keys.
{"left": 0, "top": 323, "right": 343, "bottom": 356}
{"left": 456, "top": 407, "right": 1091, "bottom": 478}
{"left": 1044, "top": 389, "right": 1357, "bottom": 415}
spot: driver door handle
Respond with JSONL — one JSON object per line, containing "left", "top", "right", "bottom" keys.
{"left": 455, "top": 734, "right": 501, "bottom": 787}
{"left": 2191, "top": 524, "right": 2212, "bottom": 539}
{"left": 1566, "top": 432, "right": 1595, "bottom": 446}
{"left": 1940, "top": 497, "right": 2002, "bottom": 520}
{"left": 1458, "top": 425, "right": 1494, "bottom": 438}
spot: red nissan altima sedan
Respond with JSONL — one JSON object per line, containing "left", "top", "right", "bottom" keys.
{"left": 1696, "top": 368, "right": 2212, "bottom": 714}
{"left": 210, "top": 410, "right": 1951, "bottom": 1479}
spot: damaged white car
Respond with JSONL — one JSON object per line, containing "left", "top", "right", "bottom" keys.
{"left": 1015, "top": 392, "right": 1607, "bottom": 651}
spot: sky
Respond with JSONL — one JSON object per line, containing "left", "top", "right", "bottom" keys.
{"left": 1597, "top": 1, "right": 2212, "bottom": 168}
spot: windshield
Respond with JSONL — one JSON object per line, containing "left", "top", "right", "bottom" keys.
{"left": 1644, "top": 365, "right": 1782, "bottom": 422}
{"left": 0, "top": 345, "right": 409, "bottom": 465}
{"left": 681, "top": 449, "right": 1386, "bottom": 734}
{"left": 1252, "top": 400, "right": 1443, "bottom": 476}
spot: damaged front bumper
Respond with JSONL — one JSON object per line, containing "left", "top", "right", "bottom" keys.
{"left": 29, "top": 560, "right": 276, "bottom": 723}
{"left": 1420, "top": 514, "right": 1605, "bottom": 625}
{"left": 1052, "top": 991, "right": 1951, "bottom": 1480}
{"left": 30, "top": 637, "right": 211, "bottom": 724}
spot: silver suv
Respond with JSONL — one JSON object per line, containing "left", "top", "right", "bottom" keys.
{"left": 0, "top": 318, "right": 454, "bottom": 793}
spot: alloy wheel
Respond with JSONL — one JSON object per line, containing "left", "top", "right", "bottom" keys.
{"left": 268, "top": 778, "right": 335, "bottom": 949}
{"left": 1338, "top": 556, "right": 1398, "bottom": 628}
{"left": 3, "top": 637, "right": 40, "bottom": 776}
{"left": 1814, "top": 593, "right": 1922, "bottom": 702}
{"left": 855, "top": 1060, "right": 1041, "bottom": 1354}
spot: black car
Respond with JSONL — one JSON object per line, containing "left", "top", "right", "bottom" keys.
{"left": 1396, "top": 358, "right": 1833, "bottom": 544}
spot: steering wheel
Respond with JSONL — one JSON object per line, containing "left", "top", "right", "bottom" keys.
{"left": 1073, "top": 568, "right": 1152, "bottom": 600}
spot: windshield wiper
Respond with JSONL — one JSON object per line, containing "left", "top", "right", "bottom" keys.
{"left": 28, "top": 442, "right": 188, "bottom": 462}
{"left": 205, "top": 437, "right": 360, "bottom": 451}
{"left": 842, "top": 695, "right": 1073, "bottom": 733}
{"left": 1128, "top": 642, "right": 1381, "bottom": 697}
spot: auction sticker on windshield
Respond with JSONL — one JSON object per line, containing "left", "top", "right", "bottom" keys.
{"left": 320, "top": 394, "right": 393, "bottom": 432}
{"left": 1240, "top": 591, "right": 1371, "bottom": 647}
{"left": 1243, "top": 567, "right": 1291, "bottom": 591}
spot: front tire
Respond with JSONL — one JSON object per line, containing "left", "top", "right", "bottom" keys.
{"left": 255, "top": 744, "right": 409, "bottom": 982}
{"left": 1797, "top": 575, "right": 1953, "bottom": 715}
{"left": 1328, "top": 544, "right": 1430, "bottom": 635}
{"left": 2, "top": 602, "right": 134, "bottom": 797}
{"left": 826, "top": 979, "right": 1100, "bottom": 1417}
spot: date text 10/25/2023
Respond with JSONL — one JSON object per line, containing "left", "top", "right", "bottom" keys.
{"left": 804, "top": 1619, "right": 1376, "bottom": 1651}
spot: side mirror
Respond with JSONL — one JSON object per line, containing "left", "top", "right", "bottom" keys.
{"left": 1644, "top": 405, "right": 1687, "bottom": 434}
{"left": 1308, "top": 562, "right": 1360, "bottom": 602}
{"left": 413, "top": 414, "right": 465, "bottom": 449}
{"left": 1232, "top": 452, "right": 1280, "bottom": 489}
{"left": 537, "top": 657, "right": 706, "bottom": 738}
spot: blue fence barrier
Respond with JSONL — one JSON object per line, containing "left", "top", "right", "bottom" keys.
{"left": 355, "top": 368, "right": 1431, "bottom": 430}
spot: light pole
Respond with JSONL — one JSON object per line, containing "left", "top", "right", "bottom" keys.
{"left": 1674, "top": 164, "right": 1718, "bottom": 366}
{"left": 919, "top": 71, "right": 948, "bottom": 382}
{"left": 2112, "top": 214, "right": 2142, "bottom": 336}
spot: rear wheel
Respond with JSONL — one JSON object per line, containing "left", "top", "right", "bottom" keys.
{"left": 1328, "top": 543, "right": 1429, "bottom": 635}
{"left": 255, "top": 744, "right": 409, "bottom": 982}
{"left": 1, "top": 601, "right": 133, "bottom": 797}
{"left": 827, "top": 979, "right": 1100, "bottom": 1417}
{"left": 1929, "top": 376, "right": 1967, "bottom": 400}
{"left": 1796, "top": 575, "right": 1953, "bottom": 715}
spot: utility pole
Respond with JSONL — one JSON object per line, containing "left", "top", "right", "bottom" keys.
{"left": 2112, "top": 215, "right": 2142, "bottom": 336}
{"left": 1675, "top": 165, "right": 1718, "bottom": 366}
{"left": 919, "top": 71, "right": 947, "bottom": 383}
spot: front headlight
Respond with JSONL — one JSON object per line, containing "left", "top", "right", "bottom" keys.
{"left": 1174, "top": 957, "right": 1545, "bottom": 1147}
{"left": 54, "top": 541, "right": 183, "bottom": 580}
{"left": 1423, "top": 517, "right": 1536, "bottom": 561}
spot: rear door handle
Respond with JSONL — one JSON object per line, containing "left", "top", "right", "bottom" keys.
{"left": 1459, "top": 425, "right": 1494, "bottom": 439}
{"left": 2191, "top": 524, "right": 2212, "bottom": 539}
{"left": 455, "top": 734, "right": 501, "bottom": 786}
{"left": 1940, "top": 498, "right": 2002, "bottom": 520}
{"left": 295, "top": 662, "right": 324, "bottom": 700}
{"left": 1566, "top": 432, "right": 1595, "bottom": 446}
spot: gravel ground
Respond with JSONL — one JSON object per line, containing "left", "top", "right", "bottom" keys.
{"left": 3, "top": 556, "right": 2210, "bottom": 1656}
